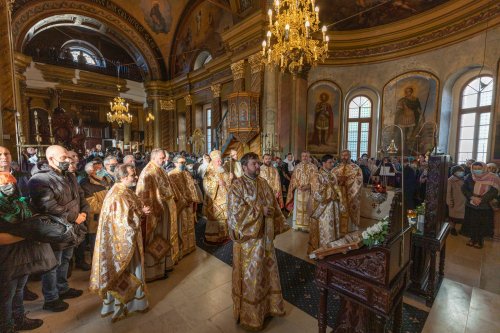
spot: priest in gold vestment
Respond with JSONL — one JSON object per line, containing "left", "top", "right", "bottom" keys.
{"left": 90, "top": 164, "right": 150, "bottom": 322}
{"left": 168, "top": 156, "right": 202, "bottom": 258}
{"left": 286, "top": 151, "right": 318, "bottom": 231}
{"left": 227, "top": 152, "right": 289, "bottom": 331}
{"left": 260, "top": 154, "right": 284, "bottom": 208}
{"left": 332, "top": 150, "right": 363, "bottom": 234}
{"left": 203, "top": 150, "right": 231, "bottom": 244}
{"left": 136, "top": 148, "right": 178, "bottom": 281}
{"left": 308, "top": 154, "right": 341, "bottom": 254}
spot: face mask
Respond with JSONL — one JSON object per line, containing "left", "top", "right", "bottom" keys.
{"left": 109, "top": 165, "right": 117, "bottom": 173}
{"left": 0, "top": 183, "right": 16, "bottom": 197}
{"left": 272, "top": 162, "right": 278, "bottom": 168}
{"left": 96, "top": 169, "right": 107, "bottom": 177}
{"left": 128, "top": 182, "right": 137, "bottom": 189}
{"left": 179, "top": 165, "right": 186, "bottom": 171}
{"left": 472, "top": 170, "right": 484, "bottom": 176}
{"left": 455, "top": 171, "right": 465, "bottom": 178}
{"left": 58, "top": 161, "right": 70, "bottom": 172}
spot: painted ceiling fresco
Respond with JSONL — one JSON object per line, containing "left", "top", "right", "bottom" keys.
{"left": 317, "top": 0, "right": 452, "bottom": 31}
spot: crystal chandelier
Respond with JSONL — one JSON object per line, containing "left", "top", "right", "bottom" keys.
{"left": 262, "top": 0, "right": 329, "bottom": 76}
{"left": 107, "top": 84, "right": 132, "bottom": 126}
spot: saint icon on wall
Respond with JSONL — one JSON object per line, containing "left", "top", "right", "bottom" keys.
{"left": 382, "top": 71, "right": 439, "bottom": 155}
{"left": 395, "top": 86, "right": 422, "bottom": 145}
{"left": 141, "top": 0, "right": 172, "bottom": 34}
{"left": 312, "top": 92, "right": 334, "bottom": 145}
{"left": 306, "top": 81, "right": 342, "bottom": 155}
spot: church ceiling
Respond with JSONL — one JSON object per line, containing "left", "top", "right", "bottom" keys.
{"left": 318, "top": 0, "right": 452, "bottom": 31}
{"left": 12, "top": 0, "right": 497, "bottom": 78}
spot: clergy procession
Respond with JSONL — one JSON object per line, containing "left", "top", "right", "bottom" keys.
{"left": 0, "top": 143, "right": 365, "bottom": 332}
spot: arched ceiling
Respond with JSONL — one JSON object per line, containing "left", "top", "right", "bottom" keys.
{"left": 11, "top": 0, "right": 499, "bottom": 78}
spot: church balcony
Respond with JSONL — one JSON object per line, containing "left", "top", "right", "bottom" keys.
{"left": 29, "top": 55, "right": 144, "bottom": 82}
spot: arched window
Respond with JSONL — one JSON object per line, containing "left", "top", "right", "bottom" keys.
{"left": 457, "top": 76, "right": 494, "bottom": 163}
{"left": 60, "top": 40, "right": 105, "bottom": 67}
{"left": 193, "top": 51, "right": 212, "bottom": 71}
{"left": 70, "top": 48, "right": 97, "bottom": 65}
{"left": 346, "top": 96, "right": 372, "bottom": 160}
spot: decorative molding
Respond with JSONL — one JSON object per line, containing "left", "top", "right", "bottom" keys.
{"left": 184, "top": 94, "right": 193, "bottom": 106}
{"left": 210, "top": 84, "right": 222, "bottom": 98}
{"left": 160, "top": 99, "right": 175, "bottom": 111}
{"left": 231, "top": 60, "right": 246, "bottom": 81}
{"left": 248, "top": 53, "right": 263, "bottom": 74}
{"left": 326, "top": 1, "right": 500, "bottom": 64}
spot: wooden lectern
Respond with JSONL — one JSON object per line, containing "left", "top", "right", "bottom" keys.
{"left": 408, "top": 155, "right": 451, "bottom": 306}
{"left": 315, "top": 192, "right": 412, "bottom": 333}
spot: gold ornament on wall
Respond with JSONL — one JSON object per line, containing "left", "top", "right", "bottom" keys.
{"left": 262, "top": 0, "right": 329, "bottom": 76}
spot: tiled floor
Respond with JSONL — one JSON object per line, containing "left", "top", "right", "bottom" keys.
{"left": 23, "top": 228, "right": 500, "bottom": 333}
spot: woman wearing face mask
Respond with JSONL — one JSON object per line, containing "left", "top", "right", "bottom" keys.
{"left": 461, "top": 162, "right": 500, "bottom": 248}
{"left": 446, "top": 166, "right": 466, "bottom": 236}
{"left": 0, "top": 172, "right": 57, "bottom": 333}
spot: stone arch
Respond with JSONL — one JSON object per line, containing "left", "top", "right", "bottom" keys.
{"left": 170, "top": 0, "right": 234, "bottom": 78}
{"left": 11, "top": 0, "right": 166, "bottom": 81}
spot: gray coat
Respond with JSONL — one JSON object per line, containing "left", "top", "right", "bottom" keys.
{"left": 447, "top": 176, "right": 465, "bottom": 219}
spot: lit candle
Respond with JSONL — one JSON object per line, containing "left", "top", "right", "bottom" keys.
{"left": 315, "top": 6, "right": 319, "bottom": 20}
{"left": 305, "top": 20, "right": 310, "bottom": 38}
{"left": 285, "top": 24, "right": 290, "bottom": 40}
{"left": 322, "top": 25, "right": 327, "bottom": 41}
{"left": 262, "top": 40, "right": 267, "bottom": 56}
{"left": 268, "top": 8, "right": 273, "bottom": 26}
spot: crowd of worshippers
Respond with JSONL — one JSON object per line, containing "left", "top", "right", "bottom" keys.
{"left": 1, "top": 144, "right": 499, "bottom": 332}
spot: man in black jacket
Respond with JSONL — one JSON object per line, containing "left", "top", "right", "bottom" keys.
{"left": 28, "top": 145, "right": 90, "bottom": 312}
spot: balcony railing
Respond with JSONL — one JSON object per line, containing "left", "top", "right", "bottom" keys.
{"left": 30, "top": 55, "right": 145, "bottom": 82}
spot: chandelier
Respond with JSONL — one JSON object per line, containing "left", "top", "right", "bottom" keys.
{"left": 107, "top": 84, "right": 132, "bottom": 126}
{"left": 262, "top": 0, "right": 329, "bottom": 76}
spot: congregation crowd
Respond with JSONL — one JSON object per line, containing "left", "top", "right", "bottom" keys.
{"left": 1, "top": 143, "right": 499, "bottom": 332}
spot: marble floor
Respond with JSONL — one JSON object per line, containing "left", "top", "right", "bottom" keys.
{"left": 24, "top": 229, "right": 500, "bottom": 333}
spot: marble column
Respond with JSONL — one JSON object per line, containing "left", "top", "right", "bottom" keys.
{"left": 160, "top": 99, "right": 175, "bottom": 152}
{"left": 231, "top": 60, "right": 246, "bottom": 92}
{"left": 262, "top": 63, "right": 278, "bottom": 154}
{"left": 210, "top": 84, "right": 221, "bottom": 149}
{"left": 145, "top": 82, "right": 168, "bottom": 148}
{"left": 290, "top": 72, "right": 309, "bottom": 157}
{"left": 0, "top": 0, "right": 17, "bottom": 153}
{"left": 184, "top": 94, "right": 193, "bottom": 153}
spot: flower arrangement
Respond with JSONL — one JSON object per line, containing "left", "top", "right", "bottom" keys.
{"left": 415, "top": 203, "right": 426, "bottom": 215}
{"left": 362, "top": 217, "right": 390, "bottom": 247}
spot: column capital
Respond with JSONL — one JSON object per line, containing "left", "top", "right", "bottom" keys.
{"left": 160, "top": 99, "right": 175, "bottom": 111}
{"left": 184, "top": 94, "right": 193, "bottom": 106}
{"left": 248, "top": 53, "right": 263, "bottom": 75}
{"left": 230, "top": 60, "right": 245, "bottom": 81}
{"left": 210, "top": 83, "right": 222, "bottom": 98}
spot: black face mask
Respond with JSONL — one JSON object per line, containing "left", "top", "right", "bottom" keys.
{"left": 0, "top": 183, "right": 17, "bottom": 197}
{"left": 109, "top": 165, "right": 117, "bottom": 172}
{"left": 58, "top": 161, "right": 71, "bottom": 172}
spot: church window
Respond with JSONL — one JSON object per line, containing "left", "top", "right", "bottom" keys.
{"left": 457, "top": 76, "right": 493, "bottom": 164}
{"left": 346, "top": 96, "right": 372, "bottom": 160}
{"left": 69, "top": 48, "right": 98, "bottom": 66}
